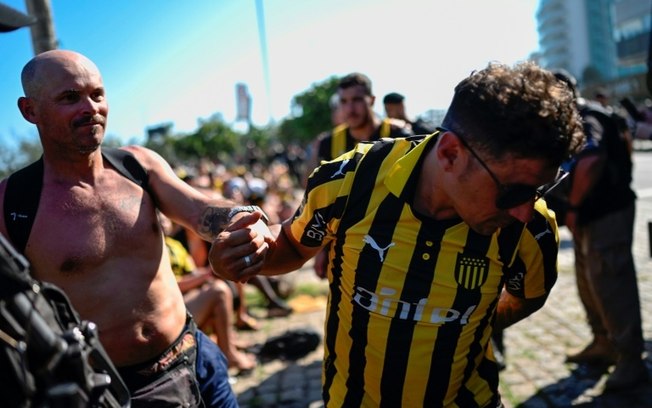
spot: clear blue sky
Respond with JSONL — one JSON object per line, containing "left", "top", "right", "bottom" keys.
{"left": 0, "top": 0, "right": 540, "bottom": 149}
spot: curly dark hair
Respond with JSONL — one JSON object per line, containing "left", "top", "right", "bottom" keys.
{"left": 441, "top": 61, "right": 585, "bottom": 167}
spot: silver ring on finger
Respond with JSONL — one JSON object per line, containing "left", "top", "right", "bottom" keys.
{"left": 244, "top": 255, "right": 251, "bottom": 267}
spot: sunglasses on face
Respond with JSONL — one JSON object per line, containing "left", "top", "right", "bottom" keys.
{"left": 437, "top": 127, "right": 568, "bottom": 210}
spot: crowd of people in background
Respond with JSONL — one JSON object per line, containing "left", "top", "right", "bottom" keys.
{"left": 165, "top": 149, "right": 303, "bottom": 375}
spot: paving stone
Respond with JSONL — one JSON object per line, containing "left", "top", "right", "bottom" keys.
{"left": 256, "top": 391, "right": 277, "bottom": 406}
{"left": 279, "top": 387, "right": 303, "bottom": 402}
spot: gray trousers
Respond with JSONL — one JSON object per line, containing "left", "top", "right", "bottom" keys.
{"left": 573, "top": 202, "right": 644, "bottom": 357}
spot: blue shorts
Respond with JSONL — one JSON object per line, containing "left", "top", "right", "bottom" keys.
{"left": 196, "top": 329, "right": 239, "bottom": 407}
{"left": 117, "top": 315, "right": 238, "bottom": 407}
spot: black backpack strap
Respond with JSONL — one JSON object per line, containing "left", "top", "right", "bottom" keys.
{"left": 3, "top": 158, "right": 44, "bottom": 254}
{"left": 102, "top": 147, "right": 156, "bottom": 209}
{"left": 101, "top": 147, "right": 150, "bottom": 191}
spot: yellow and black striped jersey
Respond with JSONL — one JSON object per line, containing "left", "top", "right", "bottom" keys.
{"left": 292, "top": 132, "right": 559, "bottom": 407}
{"left": 316, "top": 118, "right": 412, "bottom": 162}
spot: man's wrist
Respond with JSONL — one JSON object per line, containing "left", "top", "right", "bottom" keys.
{"left": 228, "top": 205, "right": 270, "bottom": 224}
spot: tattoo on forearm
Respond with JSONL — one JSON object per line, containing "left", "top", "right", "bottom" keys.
{"left": 199, "top": 207, "right": 231, "bottom": 240}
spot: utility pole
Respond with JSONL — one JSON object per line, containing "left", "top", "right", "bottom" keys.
{"left": 255, "top": 0, "right": 273, "bottom": 125}
{"left": 25, "top": 0, "right": 56, "bottom": 54}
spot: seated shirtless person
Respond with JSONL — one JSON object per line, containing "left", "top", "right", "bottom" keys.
{"left": 0, "top": 50, "right": 271, "bottom": 407}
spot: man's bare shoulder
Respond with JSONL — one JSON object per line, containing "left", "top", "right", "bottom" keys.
{"left": 112, "top": 145, "right": 178, "bottom": 184}
{"left": 116, "top": 145, "right": 159, "bottom": 167}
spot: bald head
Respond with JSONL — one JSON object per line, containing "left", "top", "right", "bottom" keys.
{"left": 21, "top": 50, "right": 101, "bottom": 98}
{"left": 17, "top": 50, "right": 108, "bottom": 151}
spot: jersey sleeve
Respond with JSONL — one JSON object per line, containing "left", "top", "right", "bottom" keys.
{"left": 503, "top": 200, "right": 560, "bottom": 298}
{"left": 289, "top": 144, "right": 371, "bottom": 248}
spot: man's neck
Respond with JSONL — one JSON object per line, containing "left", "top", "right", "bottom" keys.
{"left": 412, "top": 140, "right": 458, "bottom": 221}
{"left": 43, "top": 147, "right": 103, "bottom": 183}
{"left": 348, "top": 115, "right": 382, "bottom": 141}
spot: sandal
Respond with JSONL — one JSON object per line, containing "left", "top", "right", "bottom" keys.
{"left": 266, "top": 305, "right": 293, "bottom": 318}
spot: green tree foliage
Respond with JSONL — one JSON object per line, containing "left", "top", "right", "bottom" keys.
{"left": 278, "top": 76, "right": 340, "bottom": 146}
{"left": 0, "top": 137, "right": 42, "bottom": 179}
{"left": 143, "top": 123, "right": 177, "bottom": 162}
{"left": 247, "top": 124, "right": 272, "bottom": 154}
{"left": 145, "top": 115, "right": 242, "bottom": 166}
{"left": 176, "top": 118, "right": 239, "bottom": 160}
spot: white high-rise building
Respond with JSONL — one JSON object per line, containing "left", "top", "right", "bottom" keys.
{"left": 536, "top": 0, "right": 650, "bottom": 100}
{"left": 537, "top": 0, "right": 617, "bottom": 84}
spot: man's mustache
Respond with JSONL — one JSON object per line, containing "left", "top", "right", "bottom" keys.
{"left": 73, "top": 115, "right": 105, "bottom": 128}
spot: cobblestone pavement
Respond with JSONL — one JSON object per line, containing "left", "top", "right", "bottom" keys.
{"left": 231, "top": 190, "right": 652, "bottom": 408}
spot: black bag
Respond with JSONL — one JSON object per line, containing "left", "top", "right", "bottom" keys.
{"left": 257, "top": 327, "right": 321, "bottom": 361}
{"left": 0, "top": 234, "right": 130, "bottom": 407}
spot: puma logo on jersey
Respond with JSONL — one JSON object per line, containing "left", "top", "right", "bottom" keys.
{"left": 534, "top": 226, "right": 552, "bottom": 241}
{"left": 331, "top": 159, "right": 349, "bottom": 178}
{"left": 363, "top": 235, "right": 395, "bottom": 262}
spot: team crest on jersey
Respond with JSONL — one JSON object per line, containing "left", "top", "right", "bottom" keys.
{"left": 454, "top": 253, "right": 489, "bottom": 290}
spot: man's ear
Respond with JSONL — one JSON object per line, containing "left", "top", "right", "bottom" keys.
{"left": 436, "top": 131, "right": 465, "bottom": 171}
{"left": 17, "top": 96, "right": 37, "bottom": 124}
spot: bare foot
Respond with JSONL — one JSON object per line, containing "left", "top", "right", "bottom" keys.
{"left": 236, "top": 314, "right": 259, "bottom": 331}
{"left": 227, "top": 350, "right": 257, "bottom": 374}
{"left": 233, "top": 338, "right": 252, "bottom": 350}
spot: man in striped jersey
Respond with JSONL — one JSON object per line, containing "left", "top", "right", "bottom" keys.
{"left": 304, "top": 73, "right": 414, "bottom": 280}
{"left": 212, "top": 62, "right": 585, "bottom": 407}
{"left": 303, "top": 72, "right": 414, "bottom": 189}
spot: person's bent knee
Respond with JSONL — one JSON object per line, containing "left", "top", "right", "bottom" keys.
{"left": 209, "top": 279, "right": 233, "bottom": 303}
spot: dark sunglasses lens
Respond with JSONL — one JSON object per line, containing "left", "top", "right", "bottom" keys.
{"left": 496, "top": 186, "right": 537, "bottom": 209}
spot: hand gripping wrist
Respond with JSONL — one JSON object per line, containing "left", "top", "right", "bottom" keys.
{"left": 227, "top": 205, "right": 270, "bottom": 224}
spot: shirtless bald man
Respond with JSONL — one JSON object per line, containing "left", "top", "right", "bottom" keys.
{"left": 1, "top": 49, "right": 271, "bottom": 407}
